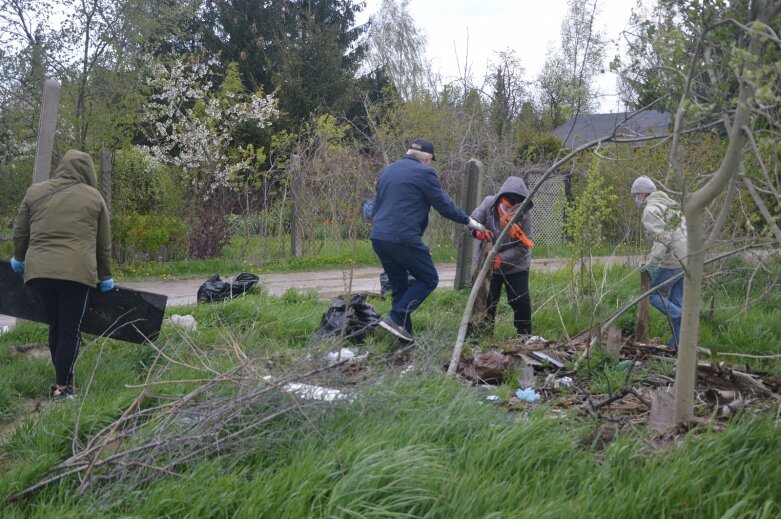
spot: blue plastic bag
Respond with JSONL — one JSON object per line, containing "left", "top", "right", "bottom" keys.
{"left": 515, "top": 388, "right": 541, "bottom": 403}
{"left": 362, "top": 196, "right": 376, "bottom": 221}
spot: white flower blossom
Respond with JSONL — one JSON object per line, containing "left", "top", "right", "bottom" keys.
{"left": 137, "top": 54, "right": 279, "bottom": 193}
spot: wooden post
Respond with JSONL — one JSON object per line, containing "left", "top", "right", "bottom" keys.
{"left": 100, "top": 149, "right": 112, "bottom": 212}
{"left": 289, "top": 155, "right": 303, "bottom": 258}
{"left": 454, "top": 159, "right": 483, "bottom": 289}
{"left": 606, "top": 325, "right": 622, "bottom": 358}
{"left": 635, "top": 271, "right": 651, "bottom": 341}
{"left": 32, "top": 79, "right": 61, "bottom": 184}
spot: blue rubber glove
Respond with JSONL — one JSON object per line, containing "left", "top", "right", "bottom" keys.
{"left": 99, "top": 278, "right": 115, "bottom": 292}
{"left": 639, "top": 261, "right": 659, "bottom": 278}
{"left": 10, "top": 257, "right": 24, "bottom": 273}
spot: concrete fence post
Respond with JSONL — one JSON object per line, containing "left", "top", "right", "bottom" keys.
{"left": 454, "top": 159, "right": 483, "bottom": 290}
{"left": 32, "top": 79, "right": 61, "bottom": 184}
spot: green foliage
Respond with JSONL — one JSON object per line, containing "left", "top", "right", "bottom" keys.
{"left": 111, "top": 213, "right": 190, "bottom": 263}
{"left": 565, "top": 156, "right": 620, "bottom": 262}
{"left": 0, "top": 238, "right": 12, "bottom": 258}
{"left": 513, "top": 132, "right": 562, "bottom": 165}
{"left": 111, "top": 149, "right": 186, "bottom": 216}
{"left": 0, "top": 157, "right": 32, "bottom": 225}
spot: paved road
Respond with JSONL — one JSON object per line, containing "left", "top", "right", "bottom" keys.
{"left": 0, "top": 256, "right": 640, "bottom": 331}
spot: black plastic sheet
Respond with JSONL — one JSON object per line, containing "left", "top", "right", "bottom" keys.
{"left": 197, "top": 273, "right": 259, "bottom": 303}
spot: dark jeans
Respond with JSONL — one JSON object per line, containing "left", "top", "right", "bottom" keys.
{"left": 649, "top": 267, "right": 683, "bottom": 347}
{"left": 371, "top": 239, "right": 439, "bottom": 334}
{"left": 29, "top": 278, "right": 90, "bottom": 386}
{"left": 486, "top": 270, "right": 532, "bottom": 335}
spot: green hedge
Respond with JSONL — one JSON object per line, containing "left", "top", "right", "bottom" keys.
{"left": 111, "top": 213, "right": 190, "bottom": 263}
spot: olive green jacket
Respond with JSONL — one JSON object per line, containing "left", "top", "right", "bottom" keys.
{"left": 13, "top": 150, "right": 112, "bottom": 287}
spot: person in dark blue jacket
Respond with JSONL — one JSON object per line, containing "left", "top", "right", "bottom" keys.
{"left": 370, "top": 139, "right": 487, "bottom": 342}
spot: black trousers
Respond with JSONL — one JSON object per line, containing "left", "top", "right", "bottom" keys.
{"left": 486, "top": 270, "right": 532, "bottom": 335}
{"left": 29, "top": 278, "right": 90, "bottom": 386}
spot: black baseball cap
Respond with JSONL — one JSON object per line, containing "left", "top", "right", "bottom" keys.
{"left": 410, "top": 139, "right": 435, "bottom": 160}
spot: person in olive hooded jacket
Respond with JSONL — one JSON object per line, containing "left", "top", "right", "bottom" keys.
{"left": 11, "top": 150, "right": 114, "bottom": 399}
{"left": 470, "top": 176, "right": 534, "bottom": 336}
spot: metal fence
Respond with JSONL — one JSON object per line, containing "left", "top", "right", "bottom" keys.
{"left": 525, "top": 171, "right": 565, "bottom": 246}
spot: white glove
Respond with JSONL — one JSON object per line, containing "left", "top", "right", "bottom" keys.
{"left": 467, "top": 217, "right": 487, "bottom": 234}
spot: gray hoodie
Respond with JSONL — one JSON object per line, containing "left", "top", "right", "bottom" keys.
{"left": 470, "top": 176, "right": 533, "bottom": 274}
{"left": 642, "top": 191, "right": 687, "bottom": 268}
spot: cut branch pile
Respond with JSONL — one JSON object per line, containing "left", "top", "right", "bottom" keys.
{"left": 7, "top": 349, "right": 360, "bottom": 505}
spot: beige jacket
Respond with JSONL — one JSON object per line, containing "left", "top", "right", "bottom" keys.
{"left": 642, "top": 191, "right": 687, "bottom": 268}
{"left": 13, "top": 150, "right": 112, "bottom": 287}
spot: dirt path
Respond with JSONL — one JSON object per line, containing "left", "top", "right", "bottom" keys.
{"left": 91, "top": 255, "right": 640, "bottom": 305}
{"left": 0, "top": 256, "right": 640, "bottom": 329}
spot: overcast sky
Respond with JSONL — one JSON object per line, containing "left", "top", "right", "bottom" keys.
{"left": 358, "top": 0, "right": 642, "bottom": 113}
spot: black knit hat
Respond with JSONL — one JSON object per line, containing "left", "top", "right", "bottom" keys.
{"left": 410, "top": 139, "right": 435, "bottom": 161}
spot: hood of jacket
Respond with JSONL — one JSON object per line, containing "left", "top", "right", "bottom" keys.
{"left": 494, "top": 176, "right": 533, "bottom": 209}
{"left": 645, "top": 191, "right": 678, "bottom": 210}
{"left": 54, "top": 149, "right": 97, "bottom": 188}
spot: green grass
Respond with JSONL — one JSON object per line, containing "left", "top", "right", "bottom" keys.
{"left": 110, "top": 234, "right": 625, "bottom": 280}
{"left": 4, "top": 229, "right": 626, "bottom": 281}
{"left": 1, "top": 260, "right": 780, "bottom": 517}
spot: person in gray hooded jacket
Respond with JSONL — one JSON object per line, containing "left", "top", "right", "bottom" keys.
{"left": 470, "top": 176, "right": 534, "bottom": 335}
{"left": 631, "top": 175, "right": 687, "bottom": 349}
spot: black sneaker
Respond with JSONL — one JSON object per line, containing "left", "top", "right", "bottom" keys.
{"left": 378, "top": 316, "right": 413, "bottom": 342}
{"left": 52, "top": 385, "right": 76, "bottom": 400}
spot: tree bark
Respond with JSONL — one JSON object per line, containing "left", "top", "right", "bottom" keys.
{"left": 672, "top": 6, "right": 774, "bottom": 423}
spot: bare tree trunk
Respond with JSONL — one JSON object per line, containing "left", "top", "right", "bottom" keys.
{"left": 674, "top": 209, "right": 705, "bottom": 421}
{"left": 705, "top": 174, "right": 737, "bottom": 248}
{"left": 672, "top": 19, "right": 766, "bottom": 424}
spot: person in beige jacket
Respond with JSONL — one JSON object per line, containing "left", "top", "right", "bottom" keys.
{"left": 11, "top": 150, "right": 114, "bottom": 399}
{"left": 631, "top": 176, "right": 687, "bottom": 349}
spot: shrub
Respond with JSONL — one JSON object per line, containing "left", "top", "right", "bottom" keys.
{"left": 112, "top": 213, "right": 190, "bottom": 263}
{"left": 188, "top": 206, "right": 234, "bottom": 259}
{"left": 112, "top": 149, "right": 188, "bottom": 217}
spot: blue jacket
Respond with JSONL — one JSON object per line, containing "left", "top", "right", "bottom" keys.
{"left": 370, "top": 155, "right": 469, "bottom": 244}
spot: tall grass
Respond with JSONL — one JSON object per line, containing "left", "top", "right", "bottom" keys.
{"left": 1, "top": 258, "right": 779, "bottom": 517}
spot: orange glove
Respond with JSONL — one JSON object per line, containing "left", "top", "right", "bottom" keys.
{"left": 513, "top": 227, "right": 534, "bottom": 249}
{"left": 474, "top": 229, "right": 493, "bottom": 241}
{"left": 497, "top": 199, "right": 534, "bottom": 249}
{"left": 492, "top": 254, "right": 502, "bottom": 271}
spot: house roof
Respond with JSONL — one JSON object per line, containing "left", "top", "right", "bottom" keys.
{"left": 552, "top": 110, "right": 671, "bottom": 148}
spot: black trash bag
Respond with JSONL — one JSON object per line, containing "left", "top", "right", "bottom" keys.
{"left": 197, "top": 273, "right": 260, "bottom": 303}
{"left": 379, "top": 271, "right": 417, "bottom": 298}
{"left": 317, "top": 294, "right": 380, "bottom": 342}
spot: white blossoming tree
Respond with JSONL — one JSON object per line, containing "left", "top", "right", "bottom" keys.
{"left": 138, "top": 55, "right": 279, "bottom": 200}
